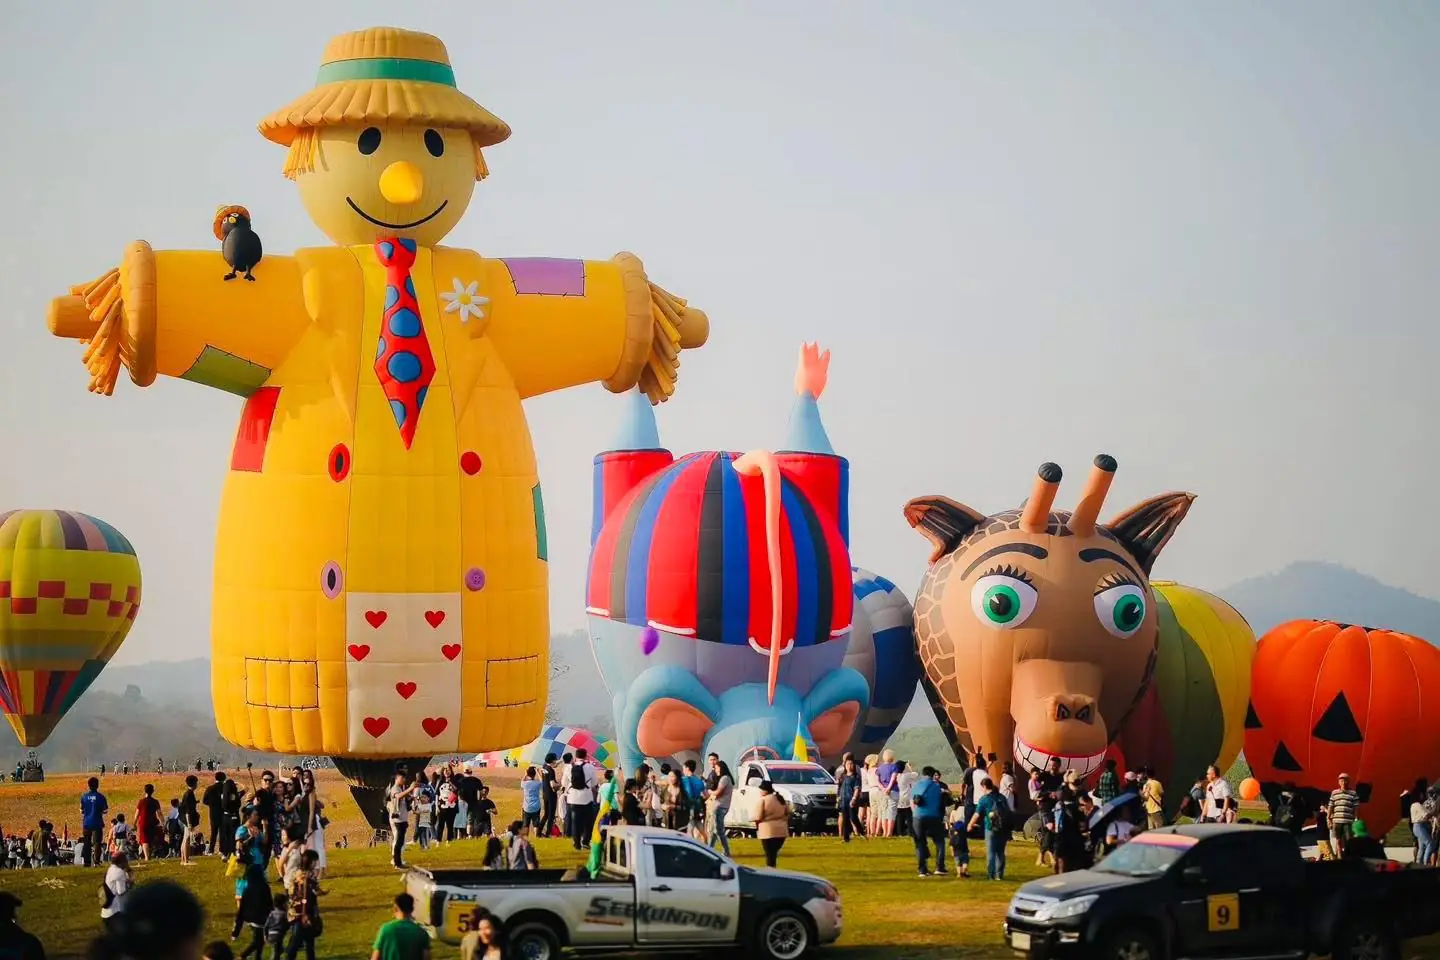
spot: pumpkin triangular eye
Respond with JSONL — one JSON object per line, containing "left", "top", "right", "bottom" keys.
{"left": 1312, "top": 692, "right": 1363, "bottom": 744}
{"left": 1245, "top": 701, "right": 1262, "bottom": 730}
{"left": 1272, "top": 740, "right": 1303, "bottom": 772}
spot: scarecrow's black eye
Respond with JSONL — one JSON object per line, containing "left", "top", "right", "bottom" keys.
{"left": 424, "top": 129, "right": 444, "bottom": 158}
{"left": 357, "top": 127, "right": 382, "bottom": 155}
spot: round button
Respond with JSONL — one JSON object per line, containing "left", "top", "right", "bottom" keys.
{"left": 460, "top": 451, "right": 482, "bottom": 475}
{"left": 465, "top": 568, "right": 486, "bottom": 592}
{"left": 328, "top": 444, "right": 351, "bottom": 482}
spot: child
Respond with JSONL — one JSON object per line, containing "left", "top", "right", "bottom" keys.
{"left": 472, "top": 787, "right": 497, "bottom": 837}
{"left": 263, "top": 893, "right": 289, "bottom": 960}
{"left": 948, "top": 799, "right": 971, "bottom": 879}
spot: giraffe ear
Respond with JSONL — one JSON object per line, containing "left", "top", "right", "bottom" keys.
{"left": 904, "top": 496, "right": 987, "bottom": 563}
{"left": 1106, "top": 492, "right": 1196, "bottom": 575}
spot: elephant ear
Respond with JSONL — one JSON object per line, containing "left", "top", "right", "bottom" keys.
{"left": 624, "top": 667, "right": 722, "bottom": 759}
{"left": 803, "top": 667, "right": 872, "bottom": 757}
{"left": 637, "top": 700, "right": 717, "bottom": 757}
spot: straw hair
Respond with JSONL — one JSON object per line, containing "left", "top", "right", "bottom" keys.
{"left": 259, "top": 26, "right": 511, "bottom": 153}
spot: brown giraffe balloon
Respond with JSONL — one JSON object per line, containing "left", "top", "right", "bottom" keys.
{"left": 904, "top": 455, "right": 1195, "bottom": 780}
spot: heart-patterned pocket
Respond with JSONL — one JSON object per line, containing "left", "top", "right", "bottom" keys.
{"left": 441, "top": 644, "right": 461, "bottom": 661}
{"left": 424, "top": 610, "right": 446, "bottom": 628}
{"left": 362, "top": 716, "right": 390, "bottom": 738}
{"left": 364, "top": 610, "right": 388, "bottom": 629}
{"left": 422, "top": 717, "right": 448, "bottom": 738}
{"left": 395, "top": 681, "right": 417, "bottom": 700}
{"left": 347, "top": 644, "right": 371, "bottom": 661}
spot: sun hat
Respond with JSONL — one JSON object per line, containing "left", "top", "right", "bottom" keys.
{"left": 258, "top": 27, "right": 511, "bottom": 148}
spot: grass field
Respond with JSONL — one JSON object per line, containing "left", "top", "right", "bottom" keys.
{"left": 3, "top": 773, "right": 1440, "bottom": 958}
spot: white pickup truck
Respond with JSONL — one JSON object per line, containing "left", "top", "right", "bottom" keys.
{"left": 406, "top": 826, "right": 842, "bottom": 960}
{"left": 725, "top": 760, "right": 842, "bottom": 836}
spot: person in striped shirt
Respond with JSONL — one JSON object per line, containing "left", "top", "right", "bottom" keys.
{"left": 1325, "top": 773, "right": 1360, "bottom": 858}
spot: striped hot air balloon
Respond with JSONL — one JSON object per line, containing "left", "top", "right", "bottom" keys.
{"left": 0, "top": 510, "right": 142, "bottom": 746}
{"left": 1106, "top": 581, "right": 1255, "bottom": 814}
{"left": 835, "top": 567, "right": 921, "bottom": 763}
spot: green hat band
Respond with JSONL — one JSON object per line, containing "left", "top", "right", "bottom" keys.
{"left": 316, "top": 58, "right": 456, "bottom": 88}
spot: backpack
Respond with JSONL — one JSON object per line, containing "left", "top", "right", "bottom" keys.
{"left": 987, "top": 795, "right": 1010, "bottom": 833}
{"left": 570, "top": 763, "right": 588, "bottom": 791}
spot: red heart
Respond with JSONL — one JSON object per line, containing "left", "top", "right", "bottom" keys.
{"left": 424, "top": 610, "right": 446, "bottom": 628}
{"left": 362, "top": 716, "right": 390, "bottom": 738}
{"left": 347, "top": 644, "right": 370, "bottom": 661}
{"left": 422, "top": 717, "right": 448, "bottom": 738}
{"left": 441, "top": 643, "right": 461, "bottom": 661}
{"left": 395, "top": 682, "right": 417, "bottom": 700}
{"left": 364, "top": 610, "right": 387, "bottom": 629}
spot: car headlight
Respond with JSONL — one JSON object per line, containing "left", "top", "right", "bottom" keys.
{"left": 1033, "top": 895, "right": 1098, "bottom": 922}
{"left": 790, "top": 794, "right": 810, "bottom": 806}
{"left": 815, "top": 882, "right": 839, "bottom": 902}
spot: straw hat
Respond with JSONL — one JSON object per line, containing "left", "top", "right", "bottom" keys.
{"left": 258, "top": 27, "right": 511, "bottom": 148}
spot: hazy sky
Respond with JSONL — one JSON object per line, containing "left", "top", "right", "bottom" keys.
{"left": 2, "top": 3, "right": 1436, "bottom": 667}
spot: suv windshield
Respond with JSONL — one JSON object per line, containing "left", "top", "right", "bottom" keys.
{"left": 1093, "top": 841, "right": 1186, "bottom": 877}
{"left": 764, "top": 765, "right": 835, "bottom": 786}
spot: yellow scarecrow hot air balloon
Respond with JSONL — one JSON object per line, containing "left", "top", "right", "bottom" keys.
{"left": 43, "top": 27, "right": 708, "bottom": 821}
{"left": 0, "top": 510, "right": 142, "bottom": 746}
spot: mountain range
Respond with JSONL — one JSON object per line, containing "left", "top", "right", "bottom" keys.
{"left": 16, "top": 562, "right": 1440, "bottom": 772}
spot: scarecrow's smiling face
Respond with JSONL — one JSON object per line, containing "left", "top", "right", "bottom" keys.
{"left": 297, "top": 124, "right": 477, "bottom": 247}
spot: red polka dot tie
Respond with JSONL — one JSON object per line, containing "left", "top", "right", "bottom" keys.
{"left": 373, "top": 238, "right": 436, "bottom": 450}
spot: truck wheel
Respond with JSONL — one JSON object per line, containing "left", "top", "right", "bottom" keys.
{"left": 1096, "top": 927, "right": 1160, "bottom": 960}
{"left": 508, "top": 921, "right": 562, "bottom": 960}
{"left": 1334, "top": 919, "right": 1400, "bottom": 960}
{"left": 756, "top": 908, "right": 812, "bottom": 960}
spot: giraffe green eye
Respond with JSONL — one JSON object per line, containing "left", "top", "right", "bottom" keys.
{"left": 1095, "top": 583, "right": 1147, "bottom": 638}
{"left": 971, "top": 573, "right": 1038, "bottom": 629}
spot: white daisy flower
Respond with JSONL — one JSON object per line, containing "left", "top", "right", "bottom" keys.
{"left": 440, "top": 278, "right": 489, "bottom": 323}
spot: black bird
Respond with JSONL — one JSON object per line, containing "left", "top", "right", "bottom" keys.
{"left": 215, "top": 204, "right": 262, "bottom": 281}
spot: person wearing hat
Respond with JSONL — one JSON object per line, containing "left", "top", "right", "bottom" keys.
{"left": 0, "top": 892, "right": 45, "bottom": 960}
{"left": 44, "top": 27, "right": 710, "bottom": 764}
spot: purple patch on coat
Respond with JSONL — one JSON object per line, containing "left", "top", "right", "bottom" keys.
{"left": 501, "top": 258, "right": 586, "bottom": 296}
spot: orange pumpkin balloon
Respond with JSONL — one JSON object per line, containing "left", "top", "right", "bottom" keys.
{"left": 1244, "top": 620, "right": 1440, "bottom": 836}
{"left": 1239, "top": 777, "right": 1261, "bottom": 801}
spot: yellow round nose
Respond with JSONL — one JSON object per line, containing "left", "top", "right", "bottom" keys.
{"left": 378, "top": 161, "right": 425, "bottom": 205}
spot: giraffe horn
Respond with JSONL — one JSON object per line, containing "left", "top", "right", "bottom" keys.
{"left": 1018, "top": 462, "right": 1063, "bottom": 534}
{"left": 1068, "top": 454, "right": 1118, "bottom": 537}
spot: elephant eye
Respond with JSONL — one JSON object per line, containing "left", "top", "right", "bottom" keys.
{"left": 1076, "top": 705, "right": 1093, "bottom": 723}
{"left": 1055, "top": 704, "right": 1071, "bottom": 721}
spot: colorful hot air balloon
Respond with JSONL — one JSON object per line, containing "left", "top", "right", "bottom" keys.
{"left": 835, "top": 567, "right": 921, "bottom": 764}
{"left": 588, "top": 345, "right": 871, "bottom": 772}
{"left": 0, "top": 510, "right": 141, "bottom": 746}
{"left": 501, "top": 725, "right": 618, "bottom": 770}
{"left": 1106, "top": 582, "right": 1254, "bottom": 814}
{"left": 1244, "top": 620, "right": 1440, "bottom": 837}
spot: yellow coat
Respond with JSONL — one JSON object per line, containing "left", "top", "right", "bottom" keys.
{"left": 49, "top": 242, "right": 704, "bottom": 758}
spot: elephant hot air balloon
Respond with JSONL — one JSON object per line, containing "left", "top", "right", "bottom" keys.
{"left": 1105, "top": 582, "right": 1255, "bottom": 816}
{"left": 0, "top": 510, "right": 141, "bottom": 746}
{"left": 1244, "top": 620, "right": 1440, "bottom": 837}
{"left": 588, "top": 345, "right": 878, "bottom": 772}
